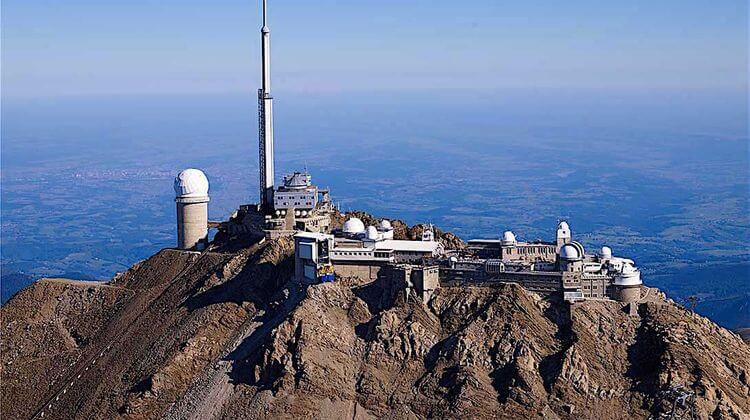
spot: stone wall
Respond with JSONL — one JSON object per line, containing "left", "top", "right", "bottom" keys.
{"left": 334, "top": 263, "right": 383, "bottom": 285}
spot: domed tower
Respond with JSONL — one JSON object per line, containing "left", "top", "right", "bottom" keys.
{"left": 174, "top": 169, "right": 210, "bottom": 250}
{"left": 501, "top": 231, "right": 517, "bottom": 246}
{"left": 556, "top": 221, "right": 571, "bottom": 250}
{"left": 422, "top": 224, "right": 435, "bottom": 242}
{"left": 559, "top": 242, "right": 584, "bottom": 272}
{"left": 614, "top": 264, "right": 642, "bottom": 303}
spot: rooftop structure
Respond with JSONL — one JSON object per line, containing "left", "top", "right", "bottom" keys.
{"left": 293, "top": 218, "right": 644, "bottom": 304}
{"left": 294, "top": 217, "right": 443, "bottom": 284}
{"left": 458, "top": 221, "right": 643, "bottom": 302}
{"left": 273, "top": 172, "right": 318, "bottom": 211}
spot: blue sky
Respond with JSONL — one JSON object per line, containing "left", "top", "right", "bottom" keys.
{"left": 2, "top": 0, "right": 747, "bottom": 97}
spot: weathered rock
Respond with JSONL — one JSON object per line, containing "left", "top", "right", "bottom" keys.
{"left": 1, "top": 233, "right": 748, "bottom": 419}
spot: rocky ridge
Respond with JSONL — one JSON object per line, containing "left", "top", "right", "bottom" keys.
{"left": 1, "top": 218, "right": 748, "bottom": 419}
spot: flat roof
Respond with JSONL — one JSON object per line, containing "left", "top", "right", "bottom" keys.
{"left": 375, "top": 240, "right": 439, "bottom": 252}
{"left": 468, "top": 239, "right": 501, "bottom": 244}
{"left": 294, "top": 232, "right": 332, "bottom": 240}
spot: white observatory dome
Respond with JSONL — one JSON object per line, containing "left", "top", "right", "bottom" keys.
{"left": 366, "top": 226, "right": 379, "bottom": 240}
{"left": 501, "top": 231, "right": 517, "bottom": 245}
{"left": 174, "top": 169, "right": 209, "bottom": 198}
{"left": 600, "top": 246, "right": 613, "bottom": 259}
{"left": 380, "top": 219, "right": 392, "bottom": 230}
{"left": 557, "top": 221, "right": 570, "bottom": 231}
{"left": 614, "top": 264, "right": 642, "bottom": 286}
{"left": 342, "top": 217, "right": 366, "bottom": 234}
{"left": 560, "top": 243, "right": 581, "bottom": 260}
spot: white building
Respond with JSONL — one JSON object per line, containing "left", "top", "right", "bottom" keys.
{"left": 293, "top": 217, "right": 444, "bottom": 283}
{"left": 333, "top": 217, "right": 443, "bottom": 264}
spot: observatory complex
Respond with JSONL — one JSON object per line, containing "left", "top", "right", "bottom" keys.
{"left": 171, "top": 0, "right": 645, "bottom": 305}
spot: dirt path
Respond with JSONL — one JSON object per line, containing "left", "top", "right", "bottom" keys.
{"left": 29, "top": 251, "right": 206, "bottom": 420}
{"left": 40, "top": 278, "right": 126, "bottom": 289}
{"left": 165, "top": 282, "right": 304, "bottom": 420}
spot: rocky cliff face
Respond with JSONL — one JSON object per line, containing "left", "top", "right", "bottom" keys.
{"left": 2, "top": 233, "right": 748, "bottom": 419}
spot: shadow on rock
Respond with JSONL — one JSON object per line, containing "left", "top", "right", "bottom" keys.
{"left": 538, "top": 295, "right": 575, "bottom": 392}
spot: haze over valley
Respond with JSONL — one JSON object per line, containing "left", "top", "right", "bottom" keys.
{"left": 2, "top": 90, "right": 747, "bottom": 328}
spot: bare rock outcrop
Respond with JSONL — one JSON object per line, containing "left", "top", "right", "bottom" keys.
{"left": 2, "top": 235, "right": 748, "bottom": 420}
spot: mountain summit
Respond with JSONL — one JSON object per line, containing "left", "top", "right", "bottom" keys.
{"left": 2, "top": 216, "right": 748, "bottom": 420}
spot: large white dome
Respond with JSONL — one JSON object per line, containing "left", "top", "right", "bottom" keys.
{"left": 174, "top": 169, "right": 209, "bottom": 198}
{"left": 342, "top": 217, "right": 366, "bottom": 234}
{"left": 501, "top": 231, "right": 516, "bottom": 245}
{"left": 560, "top": 243, "right": 581, "bottom": 260}
{"left": 614, "top": 264, "right": 642, "bottom": 286}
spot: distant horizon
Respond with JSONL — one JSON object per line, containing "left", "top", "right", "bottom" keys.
{"left": 3, "top": 0, "right": 747, "bottom": 98}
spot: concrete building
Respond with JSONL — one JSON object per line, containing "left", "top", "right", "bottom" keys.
{"left": 293, "top": 217, "right": 444, "bottom": 284}
{"left": 263, "top": 171, "right": 334, "bottom": 238}
{"left": 294, "top": 232, "right": 334, "bottom": 283}
{"left": 456, "top": 222, "right": 642, "bottom": 302}
{"left": 389, "top": 264, "right": 440, "bottom": 304}
{"left": 466, "top": 222, "right": 570, "bottom": 264}
{"left": 292, "top": 218, "right": 644, "bottom": 305}
{"left": 291, "top": 217, "right": 646, "bottom": 305}
{"left": 174, "top": 169, "right": 210, "bottom": 251}
{"left": 273, "top": 172, "right": 318, "bottom": 211}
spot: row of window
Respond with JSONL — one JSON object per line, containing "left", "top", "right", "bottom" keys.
{"left": 509, "top": 246, "right": 553, "bottom": 255}
{"left": 397, "top": 251, "right": 428, "bottom": 256}
{"left": 276, "top": 194, "right": 315, "bottom": 199}
{"left": 335, "top": 251, "right": 372, "bottom": 257}
{"left": 278, "top": 201, "right": 314, "bottom": 207}
{"left": 333, "top": 250, "right": 428, "bottom": 258}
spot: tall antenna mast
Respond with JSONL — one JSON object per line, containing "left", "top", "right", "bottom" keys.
{"left": 258, "top": 0, "right": 275, "bottom": 210}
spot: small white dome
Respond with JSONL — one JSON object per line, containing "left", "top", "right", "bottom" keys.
{"left": 560, "top": 243, "right": 581, "bottom": 260}
{"left": 342, "top": 217, "right": 366, "bottom": 234}
{"left": 501, "top": 231, "right": 516, "bottom": 245}
{"left": 366, "top": 226, "right": 379, "bottom": 240}
{"left": 557, "top": 221, "right": 570, "bottom": 231}
{"left": 174, "top": 169, "right": 209, "bottom": 198}
{"left": 380, "top": 219, "right": 392, "bottom": 230}
{"left": 601, "top": 246, "right": 613, "bottom": 259}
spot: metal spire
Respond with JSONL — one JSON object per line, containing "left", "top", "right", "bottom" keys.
{"left": 258, "top": 0, "right": 275, "bottom": 209}
{"left": 262, "top": 0, "right": 267, "bottom": 26}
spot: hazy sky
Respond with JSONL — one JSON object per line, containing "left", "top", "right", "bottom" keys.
{"left": 2, "top": 0, "right": 747, "bottom": 97}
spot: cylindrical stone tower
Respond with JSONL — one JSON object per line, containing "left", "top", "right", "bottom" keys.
{"left": 174, "top": 169, "right": 210, "bottom": 250}
{"left": 617, "top": 285, "right": 641, "bottom": 303}
{"left": 614, "top": 264, "right": 642, "bottom": 303}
